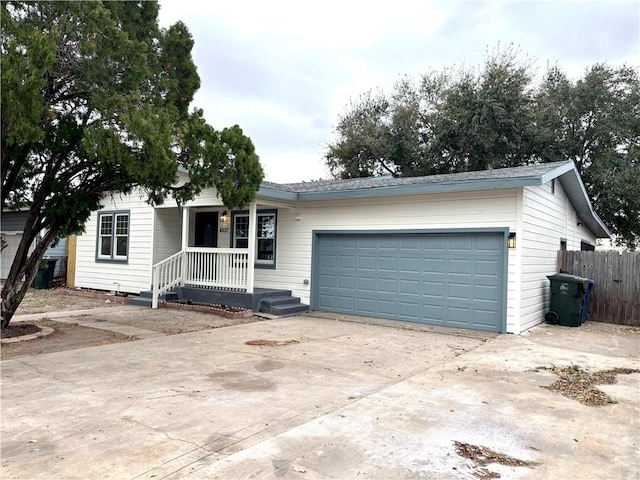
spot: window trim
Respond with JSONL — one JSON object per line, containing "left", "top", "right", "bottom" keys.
{"left": 230, "top": 209, "right": 277, "bottom": 269}
{"left": 95, "top": 210, "right": 130, "bottom": 263}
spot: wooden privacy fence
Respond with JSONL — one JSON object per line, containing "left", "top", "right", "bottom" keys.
{"left": 558, "top": 251, "right": 640, "bottom": 325}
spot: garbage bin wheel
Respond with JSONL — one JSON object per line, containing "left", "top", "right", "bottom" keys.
{"left": 545, "top": 311, "right": 560, "bottom": 325}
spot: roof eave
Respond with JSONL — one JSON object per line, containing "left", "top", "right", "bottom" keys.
{"left": 293, "top": 177, "right": 541, "bottom": 201}
{"left": 556, "top": 166, "right": 611, "bottom": 238}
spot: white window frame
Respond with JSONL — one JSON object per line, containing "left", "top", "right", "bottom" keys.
{"left": 96, "top": 211, "right": 129, "bottom": 262}
{"left": 232, "top": 210, "right": 277, "bottom": 267}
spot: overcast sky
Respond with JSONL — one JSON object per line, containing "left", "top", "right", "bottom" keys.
{"left": 158, "top": 0, "right": 639, "bottom": 183}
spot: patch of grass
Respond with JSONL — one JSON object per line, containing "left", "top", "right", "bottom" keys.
{"left": 537, "top": 365, "right": 639, "bottom": 406}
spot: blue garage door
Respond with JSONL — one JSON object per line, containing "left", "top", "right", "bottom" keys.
{"left": 313, "top": 232, "right": 505, "bottom": 332}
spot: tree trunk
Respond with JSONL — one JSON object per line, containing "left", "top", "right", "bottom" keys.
{"left": 1, "top": 218, "right": 55, "bottom": 329}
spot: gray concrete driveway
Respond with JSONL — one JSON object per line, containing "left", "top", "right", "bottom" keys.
{"left": 1, "top": 313, "right": 638, "bottom": 479}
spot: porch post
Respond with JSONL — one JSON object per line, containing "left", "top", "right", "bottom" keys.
{"left": 181, "top": 206, "right": 189, "bottom": 285}
{"left": 181, "top": 206, "right": 190, "bottom": 250}
{"left": 246, "top": 201, "right": 257, "bottom": 293}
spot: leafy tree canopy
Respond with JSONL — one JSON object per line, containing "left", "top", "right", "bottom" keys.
{"left": 326, "top": 47, "right": 639, "bottom": 249}
{"left": 1, "top": 1, "right": 264, "bottom": 327}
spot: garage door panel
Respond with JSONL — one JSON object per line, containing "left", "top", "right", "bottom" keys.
{"left": 399, "top": 257, "right": 420, "bottom": 272}
{"left": 318, "top": 274, "right": 337, "bottom": 288}
{"left": 473, "top": 308, "right": 500, "bottom": 328}
{"left": 338, "top": 255, "right": 356, "bottom": 268}
{"left": 378, "top": 256, "right": 397, "bottom": 271}
{"left": 423, "top": 304, "right": 445, "bottom": 322}
{"left": 338, "top": 237, "right": 357, "bottom": 248}
{"left": 399, "top": 279, "right": 420, "bottom": 295}
{"left": 319, "top": 254, "right": 338, "bottom": 268}
{"left": 318, "top": 294, "right": 336, "bottom": 310}
{"left": 337, "top": 296, "right": 355, "bottom": 310}
{"left": 476, "top": 234, "right": 503, "bottom": 252}
{"left": 378, "top": 299, "right": 396, "bottom": 315}
{"left": 377, "top": 278, "right": 397, "bottom": 294}
{"left": 448, "top": 259, "right": 472, "bottom": 275}
{"left": 475, "top": 284, "right": 499, "bottom": 302}
{"left": 398, "top": 302, "right": 420, "bottom": 320}
{"left": 401, "top": 236, "right": 422, "bottom": 250}
{"left": 423, "top": 258, "right": 445, "bottom": 274}
{"left": 449, "top": 236, "right": 473, "bottom": 252}
{"left": 357, "top": 236, "right": 377, "bottom": 249}
{"left": 357, "top": 276, "right": 375, "bottom": 291}
{"left": 314, "top": 232, "right": 504, "bottom": 332}
{"left": 475, "top": 259, "right": 501, "bottom": 276}
{"left": 357, "top": 256, "right": 376, "bottom": 270}
{"left": 448, "top": 283, "right": 472, "bottom": 300}
{"left": 378, "top": 237, "right": 399, "bottom": 249}
{"left": 423, "top": 281, "right": 445, "bottom": 298}
{"left": 356, "top": 298, "right": 375, "bottom": 314}
{"left": 447, "top": 306, "right": 471, "bottom": 324}
{"left": 338, "top": 275, "right": 355, "bottom": 289}
{"left": 423, "top": 236, "right": 446, "bottom": 250}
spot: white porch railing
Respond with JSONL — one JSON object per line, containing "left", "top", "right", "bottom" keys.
{"left": 151, "top": 250, "right": 184, "bottom": 308}
{"left": 151, "top": 248, "right": 249, "bottom": 308}
{"left": 184, "top": 247, "right": 249, "bottom": 289}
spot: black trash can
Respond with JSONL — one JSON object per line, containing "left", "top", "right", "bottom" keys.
{"left": 580, "top": 279, "right": 596, "bottom": 324}
{"left": 33, "top": 259, "right": 57, "bottom": 289}
{"left": 545, "top": 273, "right": 591, "bottom": 327}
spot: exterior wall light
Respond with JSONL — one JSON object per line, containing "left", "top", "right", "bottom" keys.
{"left": 508, "top": 232, "right": 516, "bottom": 249}
{"left": 220, "top": 211, "right": 229, "bottom": 226}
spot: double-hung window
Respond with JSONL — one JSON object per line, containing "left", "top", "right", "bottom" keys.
{"left": 232, "top": 210, "right": 276, "bottom": 267}
{"left": 97, "top": 211, "right": 129, "bottom": 262}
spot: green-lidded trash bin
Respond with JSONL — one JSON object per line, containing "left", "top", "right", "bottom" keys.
{"left": 33, "top": 259, "right": 57, "bottom": 289}
{"left": 545, "top": 273, "right": 591, "bottom": 327}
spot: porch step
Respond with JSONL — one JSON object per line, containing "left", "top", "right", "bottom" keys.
{"left": 130, "top": 296, "right": 152, "bottom": 308}
{"left": 130, "top": 290, "right": 178, "bottom": 308}
{"left": 259, "top": 296, "right": 309, "bottom": 317}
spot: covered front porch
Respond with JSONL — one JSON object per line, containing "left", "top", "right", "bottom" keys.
{"left": 149, "top": 199, "right": 307, "bottom": 315}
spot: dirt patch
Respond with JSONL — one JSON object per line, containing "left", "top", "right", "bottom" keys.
{"left": 1, "top": 319, "right": 136, "bottom": 360}
{"left": 14, "top": 288, "right": 116, "bottom": 314}
{"left": 2, "top": 289, "right": 265, "bottom": 358}
{"left": 101, "top": 308, "right": 262, "bottom": 335}
{"left": 1, "top": 323, "right": 42, "bottom": 339}
{"left": 453, "top": 441, "right": 539, "bottom": 478}
{"left": 245, "top": 339, "right": 300, "bottom": 347}
{"left": 538, "top": 365, "right": 640, "bottom": 406}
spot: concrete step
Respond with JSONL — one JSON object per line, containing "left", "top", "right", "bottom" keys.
{"left": 136, "top": 290, "right": 178, "bottom": 304}
{"left": 260, "top": 296, "right": 302, "bottom": 308}
{"left": 260, "top": 303, "right": 309, "bottom": 317}
{"left": 129, "top": 296, "right": 153, "bottom": 308}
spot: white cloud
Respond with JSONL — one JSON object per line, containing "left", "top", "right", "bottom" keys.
{"left": 158, "top": 0, "right": 640, "bottom": 183}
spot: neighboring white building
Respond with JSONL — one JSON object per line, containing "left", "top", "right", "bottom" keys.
{"left": 596, "top": 237, "right": 629, "bottom": 253}
{"left": 73, "top": 161, "right": 609, "bottom": 334}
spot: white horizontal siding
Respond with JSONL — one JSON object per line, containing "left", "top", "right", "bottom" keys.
{"left": 520, "top": 182, "right": 597, "bottom": 331}
{"left": 153, "top": 208, "right": 182, "bottom": 264}
{"left": 75, "top": 191, "right": 155, "bottom": 294}
{"left": 254, "top": 189, "right": 520, "bottom": 331}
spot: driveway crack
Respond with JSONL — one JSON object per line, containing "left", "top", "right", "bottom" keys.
{"left": 17, "top": 360, "right": 80, "bottom": 386}
{"left": 122, "top": 416, "right": 204, "bottom": 451}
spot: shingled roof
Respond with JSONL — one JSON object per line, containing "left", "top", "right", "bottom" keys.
{"left": 261, "top": 162, "right": 569, "bottom": 194}
{"left": 257, "top": 161, "right": 610, "bottom": 238}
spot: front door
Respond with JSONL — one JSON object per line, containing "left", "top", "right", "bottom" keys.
{"left": 194, "top": 212, "right": 218, "bottom": 247}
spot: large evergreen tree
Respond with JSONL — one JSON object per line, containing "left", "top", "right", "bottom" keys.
{"left": 1, "top": 1, "right": 264, "bottom": 327}
{"left": 326, "top": 49, "right": 640, "bottom": 248}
